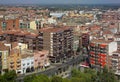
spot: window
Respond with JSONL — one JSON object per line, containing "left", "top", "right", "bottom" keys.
{"left": 31, "top": 62, "right": 33, "bottom": 64}
{"left": 2, "top": 22, "right": 6, "bottom": 29}
{"left": 23, "top": 64, "right": 25, "bottom": 66}
{"left": 40, "top": 54, "right": 44, "bottom": 57}
{"left": 20, "top": 23, "right": 23, "bottom": 28}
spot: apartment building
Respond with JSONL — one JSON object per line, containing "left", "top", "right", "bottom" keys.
{"left": 38, "top": 26, "right": 73, "bottom": 63}
{"left": 29, "top": 20, "right": 41, "bottom": 30}
{"left": 4, "top": 30, "right": 20, "bottom": 42}
{"left": 0, "top": 31, "right": 5, "bottom": 41}
{"left": 19, "top": 19, "right": 41, "bottom": 30}
{"left": 89, "top": 39, "right": 117, "bottom": 69}
{"left": 34, "top": 50, "right": 50, "bottom": 70}
{"left": 25, "top": 33, "right": 38, "bottom": 50}
{"left": 0, "top": 18, "right": 19, "bottom": 30}
{"left": 81, "top": 33, "right": 89, "bottom": 47}
{"left": 0, "top": 43, "right": 9, "bottom": 74}
{"left": 19, "top": 20, "right": 30, "bottom": 29}
{"left": 21, "top": 49, "right": 34, "bottom": 74}
{"left": 8, "top": 49, "right": 21, "bottom": 74}
{"left": 15, "top": 31, "right": 30, "bottom": 43}
{"left": 111, "top": 51, "right": 120, "bottom": 75}
{"left": 1, "top": 29, "right": 38, "bottom": 51}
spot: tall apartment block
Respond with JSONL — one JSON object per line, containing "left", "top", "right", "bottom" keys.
{"left": 89, "top": 39, "right": 117, "bottom": 69}
{"left": 38, "top": 26, "right": 73, "bottom": 63}
{"left": 81, "top": 33, "right": 89, "bottom": 47}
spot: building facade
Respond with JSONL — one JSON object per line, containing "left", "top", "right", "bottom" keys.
{"left": 89, "top": 39, "right": 117, "bottom": 69}
{"left": 8, "top": 49, "right": 21, "bottom": 74}
{"left": 39, "top": 26, "right": 74, "bottom": 63}
{"left": 0, "top": 18, "right": 19, "bottom": 30}
{"left": 0, "top": 43, "right": 9, "bottom": 74}
{"left": 111, "top": 51, "right": 120, "bottom": 75}
{"left": 34, "top": 50, "right": 50, "bottom": 70}
{"left": 21, "top": 50, "right": 34, "bottom": 74}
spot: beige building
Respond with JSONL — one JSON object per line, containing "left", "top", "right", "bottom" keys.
{"left": 8, "top": 49, "right": 21, "bottom": 74}
{"left": 0, "top": 42, "right": 10, "bottom": 74}
{"left": 30, "top": 21, "right": 36, "bottom": 30}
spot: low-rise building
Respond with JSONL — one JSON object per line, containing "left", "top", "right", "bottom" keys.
{"left": 21, "top": 49, "right": 34, "bottom": 74}
{"left": 34, "top": 50, "right": 50, "bottom": 70}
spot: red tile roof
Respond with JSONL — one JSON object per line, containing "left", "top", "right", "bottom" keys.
{"left": 39, "top": 26, "right": 72, "bottom": 33}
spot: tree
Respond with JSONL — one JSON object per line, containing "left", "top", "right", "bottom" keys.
{"left": 0, "top": 75, "right": 6, "bottom": 82}
{"left": 24, "top": 74, "right": 36, "bottom": 82}
{"left": 24, "top": 74, "right": 50, "bottom": 82}
{"left": 23, "top": 68, "right": 118, "bottom": 82}
{"left": 96, "top": 67, "right": 118, "bottom": 82}
{"left": 71, "top": 69, "right": 80, "bottom": 77}
{"left": 62, "top": 78, "right": 71, "bottom": 82}
{"left": 3, "top": 70, "right": 17, "bottom": 82}
{"left": 51, "top": 76, "right": 63, "bottom": 82}
{"left": 36, "top": 74, "right": 50, "bottom": 82}
{"left": 71, "top": 77, "right": 81, "bottom": 82}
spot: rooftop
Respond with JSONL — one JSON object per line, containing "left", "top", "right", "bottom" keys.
{"left": 25, "top": 33, "right": 38, "bottom": 38}
{"left": 10, "top": 49, "right": 19, "bottom": 55}
{"left": 14, "top": 30, "right": 31, "bottom": 36}
{"left": 21, "top": 49, "right": 34, "bottom": 59}
{"left": 39, "top": 26, "right": 72, "bottom": 33}
{"left": 21, "top": 54, "right": 33, "bottom": 59}
{"left": 91, "top": 39, "right": 113, "bottom": 44}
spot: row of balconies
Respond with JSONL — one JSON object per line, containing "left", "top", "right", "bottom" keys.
{"left": 90, "top": 47, "right": 106, "bottom": 50}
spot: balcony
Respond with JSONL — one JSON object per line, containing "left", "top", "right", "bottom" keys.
{"left": 112, "top": 59, "right": 118, "bottom": 63}
{"left": 17, "top": 67, "right": 21, "bottom": 70}
{"left": 17, "top": 60, "right": 21, "bottom": 63}
{"left": 99, "top": 44, "right": 107, "bottom": 48}
{"left": 10, "top": 61, "right": 14, "bottom": 64}
{"left": 17, "top": 64, "right": 21, "bottom": 67}
{"left": 10, "top": 65, "right": 14, "bottom": 68}
{"left": 112, "top": 54, "right": 120, "bottom": 58}
{"left": 17, "top": 62, "right": 21, "bottom": 66}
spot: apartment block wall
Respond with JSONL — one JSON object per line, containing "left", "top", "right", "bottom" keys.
{"left": 89, "top": 40, "right": 117, "bottom": 69}
{"left": 38, "top": 27, "right": 73, "bottom": 63}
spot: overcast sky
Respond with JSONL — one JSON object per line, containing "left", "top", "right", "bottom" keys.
{"left": 0, "top": 0, "right": 120, "bottom": 4}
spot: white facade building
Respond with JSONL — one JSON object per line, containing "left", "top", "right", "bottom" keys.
{"left": 21, "top": 56, "right": 34, "bottom": 74}
{"left": 108, "top": 41, "right": 117, "bottom": 56}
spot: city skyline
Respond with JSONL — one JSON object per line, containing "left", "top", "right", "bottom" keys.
{"left": 0, "top": 0, "right": 120, "bottom": 4}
